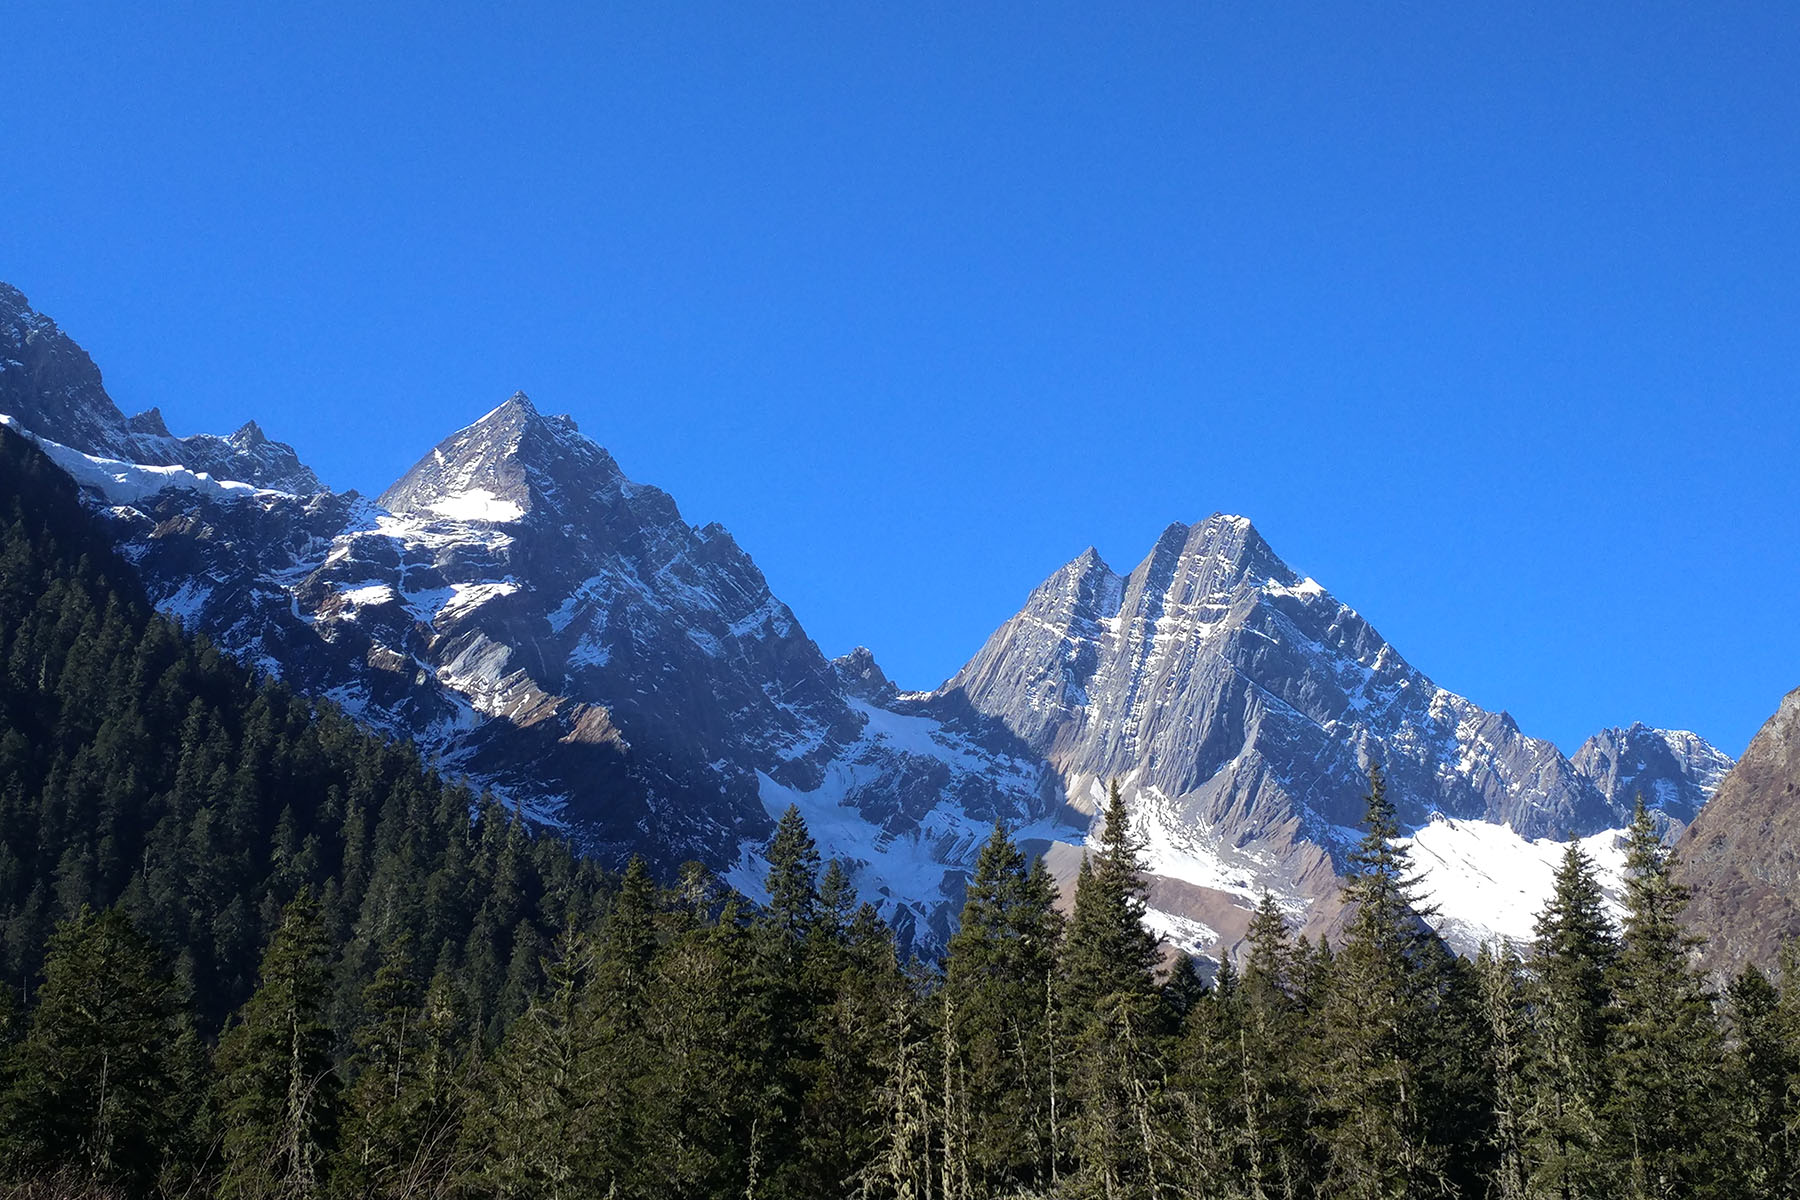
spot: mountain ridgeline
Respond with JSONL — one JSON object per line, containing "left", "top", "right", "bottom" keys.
{"left": 0, "top": 447, "right": 1791, "bottom": 1198}
{"left": 0, "top": 282, "right": 1759, "bottom": 961}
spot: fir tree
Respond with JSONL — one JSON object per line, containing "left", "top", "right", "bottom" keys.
{"left": 0, "top": 907, "right": 194, "bottom": 1191}
{"left": 1477, "top": 942, "right": 1530, "bottom": 1200}
{"left": 330, "top": 943, "right": 469, "bottom": 1199}
{"left": 1233, "top": 890, "right": 1312, "bottom": 1199}
{"left": 463, "top": 925, "right": 601, "bottom": 1199}
{"left": 1524, "top": 838, "right": 1617, "bottom": 1199}
{"left": 942, "top": 821, "right": 1065, "bottom": 1192}
{"left": 765, "top": 804, "right": 823, "bottom": 944}
{"left": 214, "top": 889, "right": 340, "bottom": 1200}
{"left": 1724, "top": 962, "right": 1793, "bottom": 1197}
{"left": 1061, "top": 780, "right": 1160, "bottom": 1017}
{"left": 1602, "top": 798, "right": 1726, "bottom": 1198}
{"left": 1059, "top": 780, "right": 1167, "bottom": 1198}
{"left": 1314, "top": 764, "right": 1457, "bottom": 1199}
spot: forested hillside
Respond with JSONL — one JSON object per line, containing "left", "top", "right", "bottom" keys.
{"left": 4, "top": 422, "right": 1800, "bottom": 1199}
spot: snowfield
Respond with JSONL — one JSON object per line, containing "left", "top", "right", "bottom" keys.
{"left": 1403, "top": 814, "right": 1629, "bottom": 952}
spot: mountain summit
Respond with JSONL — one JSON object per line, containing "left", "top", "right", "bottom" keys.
{"left": 938, "top": 513, "right": 1725, "bottom": 950}
{"left": 0, "top": 283, "right": 1738, "bottom": 958}
{"left": 379, "top": 391, "right": 624, "bottom": 524}
{"left": 0, "top": 284, "right": 321, "bottom": 493}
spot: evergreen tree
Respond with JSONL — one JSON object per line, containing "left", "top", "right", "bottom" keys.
{"left": 1232, "top": 890, "right": 1313, "bottom": 1199}
{"left": 765, "top": 804, "right": 823, "bottom": 944}
{"left": 463, "top": 925, "right": 600, "bottom": 1199}
{"left": 638, "top": 891, "right": 766, "bottom": 1199}
{"left": 1477, "top": 942, "right": 1530, "bottom": 1200}
{"left": 213, "top": 890, "right": 340, "bottom": 1200}
{"left": 1059, "top": 779, "right": 1167, "bottom": 1198}
{"left": 583, "top": 856, "right": 660, "bottom": 1191}
{"left": 1602, "top": 798, "right": 1726, "bottom": 1198}
{"left": 942, "top": 821, "right": 1065, "bottom": 1192}
{"left": 1313, "top": 764, "right": 1458, "bottom": 1199}
{"left": 1724, "top": 962, "right": 1793, "bottom": 1198}
{"left": 0, "top": 906, "right": 194, "bottom": 1191}
{"left": 330, "top": 944, "right": 469, "bottom": 1199}
{"left": 1523, "top": 839, "right": 1617, "bottom": 1198}
{"left": 1061, "top": 780, "right": 1160, "bottom": 1017}
{"left": 754, "top": 805, "right": 829, "bottom": 1199}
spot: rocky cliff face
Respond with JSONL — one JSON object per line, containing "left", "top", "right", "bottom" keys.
{"left": 0, "top": 284, "right": 319, "bottom": 492}
{"left": 1673, "top": 687, "right": 1800, "bottom": 976}
{"left": 936, "top": 517, "right": 1730, "bottom": 952}
{"left": 0, "top": 284, "right": 1056, "bottom": 948}
{"left": 0, "top": 281, "right": 1743, "bottom": 959}
{"left": 1572, "top": 723, "right": 1733, "bottom": 832}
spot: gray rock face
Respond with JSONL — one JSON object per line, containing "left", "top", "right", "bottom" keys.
{"left": 1571, "top": 723, "right": 1732, "bottom": 831}
{"left": 938, "top": 515, "right": 1733, "bottom": 944}
{"left": 0, "top": 284, "right": 320, "bottom": 493}
{"left": 0, "top": 280, "right": 1743, "bottom": 957}
{"left": 1, "top": 301, "right": 1052, "bottom": 947}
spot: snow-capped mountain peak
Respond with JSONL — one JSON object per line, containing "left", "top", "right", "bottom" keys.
{"left": 0, "top": 281, "right": 1740, "bottom": 963}
{"left": 0, "top": 284, "right": 322, "bottom": 494}
{"left": 378, "top": 390, "right": 622, "bottom": 524}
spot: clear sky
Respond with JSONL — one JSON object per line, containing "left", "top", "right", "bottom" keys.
{"left": 5, "top": 4, "right": 1797, "bottom": 755}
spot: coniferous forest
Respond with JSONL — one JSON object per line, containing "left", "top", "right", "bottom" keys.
{"left": 3, "top": 422, "right": 1800, "bottom": 1200}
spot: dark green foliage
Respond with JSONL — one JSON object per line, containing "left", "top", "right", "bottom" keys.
{"left": 0, "top": 907, "right": 195, "bottom": 1191}
{"left": 1523, "top": 838, "right": 1617, "bottom": 1197}
{"left": 1724, "top": 962, "right": 1793, "bottom": 1197}
{"left": 1059, "top": 780, "right": 1166, "bottom": 1197}
{"left": 330, "top": 948, "right": 468, "bottom": 1199}
{"left": 1060, "top": 781, "right": 1160, "bottom": 1019}
{"left": 1313, "top": 764, "right": 1476, "bottom": 1199}
{"left": 5, "top": 426, "right": 1800, "bottom": 1199}
{"left": 1602, "top": 797, "right": 1728, "bottom": 1198}
{"left": 943, "top": 821, "right": 1065, "bottom": 1193}
{"left": 212, "top": 891, "right": 339, "bottom": 1199}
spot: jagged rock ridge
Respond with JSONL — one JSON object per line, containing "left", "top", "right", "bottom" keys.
{"left": 0, "top": 284, "right": 319, "bottom": 492}
{"left": 0, "top": 281, "right": 1740, "bottom": 958}
{"left": 0, "top": 287, "right": 1056, "bottom": 950}
{"left": 935, "top": 516, "right": 1732, "bottom": 952}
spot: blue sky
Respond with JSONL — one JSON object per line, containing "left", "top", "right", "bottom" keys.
{"left": 5, "top": 4, "right": 1796, "bottom": 754}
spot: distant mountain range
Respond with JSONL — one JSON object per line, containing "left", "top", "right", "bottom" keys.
{"left": 1, "top": 281, "right": 1764, "bottom": 961}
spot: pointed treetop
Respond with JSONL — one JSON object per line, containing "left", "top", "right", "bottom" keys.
{"left": 764, "top": 804, "right": 822, "bottom": 939}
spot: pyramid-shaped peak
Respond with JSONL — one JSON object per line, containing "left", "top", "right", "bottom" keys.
{"left": 378, "top": 391, "right": 624, "bottom": 521}
{"left": 1063, "top": 545, "right": 1117, "bottom": 577}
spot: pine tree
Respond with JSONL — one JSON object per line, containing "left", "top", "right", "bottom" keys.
{"left": 1602, "top": 798, "right": 1726, "bottom": 1198}
{"left": 1061, "top": 780, "right": 1160, "bottom": 1017}
{"left": 1059, "top": 779, "right": 1167, "bottom": 1198}
{"left": 765, "top": 804, "right": 823, "bottom": 944}
{"left": 1477, "top": 942, "right": 1530, "bottom": 1200}
{"left": 1523, "top": 839, "right": 1617, "bottom": 1198}
{"left": 638, "top": 891, "right": 766, "bottom": 1199}
{"left": 942, "top": 821, "right": 1065, "bottom": 1192}
{"left": 1724, "top": 962, "right": 1793, "bottom": 1197}
{"left": 330, "top": 943, "right": 469, "bottom": 1199}
{"left": 1232, "top": 890, "right": 1312, "bottom": 1199}
{"left": 755, "top": 805, "right": 830, "bottom": 1199}
{"left": 583, "top": 855, "right": 659, "bottom": 1191}
{"left": 214, "top": 889, "right": 340, "bottom": 1200}
{"left": 1313, "top": 764, "right": 1456, "bottom": 1199}
{"left": 0, "top": 907, "right": 194, "bottom": 1190}
{"left": 463, "top": 925, "right": 600, "bottom": 1199}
